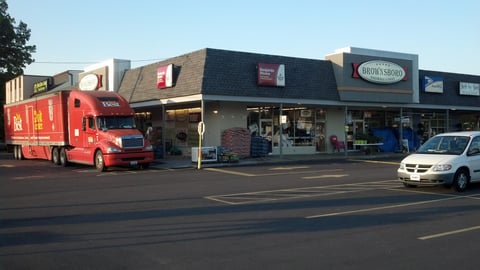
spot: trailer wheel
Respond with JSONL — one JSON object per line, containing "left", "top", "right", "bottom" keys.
{"left": 52, "top": 147, "right": 60, "bottom": 165}
{"left": 14, "top": 145, "right": 23, "bottom": 160}
{"left": 13, "top": 145, "right": 18, "bottom": 160}
{"left": 95, "top": 150, "right": 106, "bottom": 172}
{"left": 59, "top": 147, "right": 68, "bottom": 167}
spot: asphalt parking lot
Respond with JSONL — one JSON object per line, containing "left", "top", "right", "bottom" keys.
{"left": 1, "top": 155, "right": 480, "bottom": 269}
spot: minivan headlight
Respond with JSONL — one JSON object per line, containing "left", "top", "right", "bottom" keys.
{"left": 433, "top": 164, "right": 452, "bottom": 171}
{"left": 399, "top": 163, "right": 405, "bottom": 170}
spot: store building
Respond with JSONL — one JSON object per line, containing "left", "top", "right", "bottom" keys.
{"left": 116, "top": 47, "right": 480, "bottom": 158}
{"left": 5, "top": 70, "right": 82, "bottom": 104}
{"left": 7, "top": 48, "right": 480, "bottom": 159}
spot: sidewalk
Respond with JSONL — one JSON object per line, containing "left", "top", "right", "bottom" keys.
{"left": 150, "top": 151, "right": 406, "bottom": 170}
{"left": 0, "top": 149, "right": 405, "bottom": 170}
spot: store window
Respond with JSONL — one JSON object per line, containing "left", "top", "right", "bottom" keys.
{"left": 247, "top": 106, "right": 322, "bottom": 153}
{"left": 460, "top": 114, "right": 480, "bottom": 131}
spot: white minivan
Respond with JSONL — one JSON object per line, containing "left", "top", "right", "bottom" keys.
{"left": 397, "top": 131, "right": 480, "bottom": 192}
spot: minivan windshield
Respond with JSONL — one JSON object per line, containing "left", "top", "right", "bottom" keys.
{"left": 416, "top": 135, "right": 470, "bottom": 155}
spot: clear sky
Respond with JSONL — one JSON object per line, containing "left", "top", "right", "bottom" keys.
{"left": 7, "top": 0, "right": 480, "bottom": 76}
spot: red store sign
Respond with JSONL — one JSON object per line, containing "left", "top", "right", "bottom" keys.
{"left": 157, "top": 64, "right": 173, "bottom": 89}
{"left": 257, "top": 63, "right": 285, "bottom": 87}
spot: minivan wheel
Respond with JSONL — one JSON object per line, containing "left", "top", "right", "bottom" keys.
{"left": 452, "top": 169, "right": 469, "bottom": 192}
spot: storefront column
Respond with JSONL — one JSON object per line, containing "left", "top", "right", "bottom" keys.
{"left": 344, "top": 105, "right": 348, "bottom": 157}
{"left": 279, "top": 103, "right": 283, "bottom": 158}
{"left": 162, "top": 104, "right": 166, "bottom": 159}
{"left": 446, "top": 109, "right": 450, "bottom": 132}
{"left": 399, "top": 107, "right": 403, "bottom": 152}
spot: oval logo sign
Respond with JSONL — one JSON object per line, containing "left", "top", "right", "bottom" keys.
{"left": 79, "top": 74, "right": 100, "bottom": 91}
{"left": 357, "top": 60, "right": 405, "bottom": 84}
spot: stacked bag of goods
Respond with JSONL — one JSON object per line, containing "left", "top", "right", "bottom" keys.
{"left": 250, "top": 136, "right": 269, "bottom": 157}
{"left": 221, "top": 127, "right": 251, "bottom": 158}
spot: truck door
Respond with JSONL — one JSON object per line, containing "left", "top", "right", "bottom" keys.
{"left": 84, "top": 116, "right": 97, "bottom": 149}
{"left": 82, "top": 115, "right": 97, "bottom": 160}
{"left": 72, "top": 115, "right": 96, "bottom": 162}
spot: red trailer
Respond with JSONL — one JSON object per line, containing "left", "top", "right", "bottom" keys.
{"left": 4, "top": 89, "right": 154, "bottom": 171}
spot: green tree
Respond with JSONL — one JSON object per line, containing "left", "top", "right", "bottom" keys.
{"left": 0, "top": 0, "right": 36, "bottom": 142}
{"left": 0, "top": 0, "right": 35, "bottom": 76}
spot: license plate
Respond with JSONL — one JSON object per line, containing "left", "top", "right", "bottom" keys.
{"left": 130, "top": 161, "right": 138, "bottom": 166}
{"left": 410, "top": 174, "right": 420, "bottom": 181}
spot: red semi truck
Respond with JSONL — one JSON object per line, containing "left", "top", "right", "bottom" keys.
{"left": 4, "top": 89, "right": 154, "bottom": 171}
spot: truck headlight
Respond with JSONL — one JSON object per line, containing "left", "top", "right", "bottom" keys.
{"left": 433, "top": 164, "right": 452, "bottom": 171}
{"left": 115, "top": 137, "right": 122, "bottom": 148}
{"left": 145, "top": 145, "right": 153, "bottom": 151}
{"left": 106, "top": 146, "right": 122, "bottom": 153}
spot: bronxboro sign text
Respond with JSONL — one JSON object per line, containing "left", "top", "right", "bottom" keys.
{"left": 353, "top": 60, "right": 406, "bottom": 84}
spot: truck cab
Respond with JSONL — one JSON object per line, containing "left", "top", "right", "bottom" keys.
{"left": 65, "top": 90, "right": 154, "bottom": 171}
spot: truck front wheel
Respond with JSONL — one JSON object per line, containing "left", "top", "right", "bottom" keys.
{"left": 95, "top": 150, "right": 106, "bottom": 172}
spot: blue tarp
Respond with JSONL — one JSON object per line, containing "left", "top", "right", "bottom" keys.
{"left": 371, "top": 127, "right": 420, "bottom": 152}
{"left": 371, "top": 128, "right": 397, "bottom": 152}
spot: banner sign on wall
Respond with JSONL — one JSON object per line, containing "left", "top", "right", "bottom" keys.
{"left": 459, "top": 82, "right": 480, "bottom": 96}
{"left": 157, "top": 64, "right": 173, "bottom": 89}
{"left": 423, "top": 76, "right": 444, "bottom": 93}
{"left": 257, "top": 63, "right": 285, "bottom": 87}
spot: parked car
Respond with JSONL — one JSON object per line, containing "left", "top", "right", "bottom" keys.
{"left": 397, "top": 131, "right": 480, "bottom": 192}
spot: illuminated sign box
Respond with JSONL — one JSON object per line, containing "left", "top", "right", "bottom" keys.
{"left": 459, "top": 82, "right": 480, "bottom": 96}
{"left": 157, "top": 64, "right": 174, "bottom": 89}
{"left": 423, "top": 76, "right": 444, "bottom": 93}
{"left": 257, "top": 63, "right": 285, "bottom": 87}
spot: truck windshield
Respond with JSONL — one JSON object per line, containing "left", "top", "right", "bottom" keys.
{"left": 417, "top": 135, "right": 470, "bottom": 155}
{"left": 96, "top": 116, "right": 136, "bottom": 130}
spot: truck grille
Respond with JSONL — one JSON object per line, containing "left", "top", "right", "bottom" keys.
{"left": 405, "top": 164, "right": 432, "bottom": 173}
{"left": 121, "top": 136, "right": 144, "bottom": 149}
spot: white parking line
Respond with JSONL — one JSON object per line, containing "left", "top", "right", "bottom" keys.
{"left": 303, "top": 174, "right": 349, "bottom": 179}
{"left": 418, "top": 225, "right": 480, "bottom": 240}
{"left": 0, "top": 164, "right": 15, "bottom": 167}
{"left": 269, "top": 166, "right": 310, "bottom": 170}
{"left": 305, "top": 196, "right": 460, "bottom": 219}
{"left": 13, "top": 175, "right": 45, "bottom": 180}
{"left": 348, "top": 159, "right": 400, "bottom": 165}
{"left": 205, "top": 180, "right": 401, "bottom": 205}
{"left": 205, "top": 167, "right": 344, "bottom": 177}
{"left": 204, "top": 167, "right": 256, "bottom": 177}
